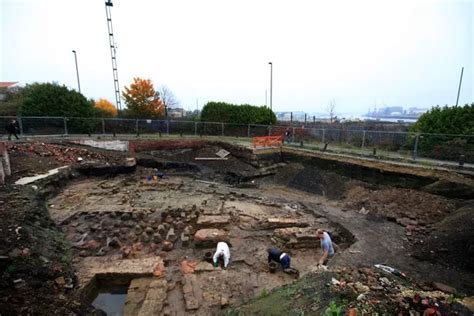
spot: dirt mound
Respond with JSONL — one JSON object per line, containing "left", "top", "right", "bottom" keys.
{"left": 344, "top": 185, "right": 457, "bottom": 225}
{"left": 412, "top": 205, "right": 474, "bottom": 272}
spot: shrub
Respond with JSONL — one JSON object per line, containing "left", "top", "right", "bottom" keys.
{"left": 201, "top": 102, "right": 276, "bottom": 125}
{"left": 19, "top": 82, "right": 94, "bottom": 118}
{"left": 410, "top": 104, "right": 474, "bottom": 162}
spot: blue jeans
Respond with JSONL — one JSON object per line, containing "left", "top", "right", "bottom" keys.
{"left": 280, "top": 255, "right": 291, "bottom": 269}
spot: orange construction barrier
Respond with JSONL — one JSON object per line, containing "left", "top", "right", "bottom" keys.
{"left": 252, "top": 136, "right": 283, "bottom": 148}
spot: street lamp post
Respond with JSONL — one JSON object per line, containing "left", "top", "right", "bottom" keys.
{"left": 268, "top": 62, "right": 273, "bottom": 111}
{"left": 72, "top": 50, "right": 81, "bottom": 93}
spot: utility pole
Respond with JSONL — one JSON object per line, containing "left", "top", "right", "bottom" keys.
{"left": 456, "top": 66, "right": 464, "bottom": 107}
{"left": 268, "top": 62, "right": 273, "bottom": 111}
{"left": 105, "top": 0, "right": 122, "bottom": 111}
{"left": 265, "top": 90, "right": 267, "bottom": 107}
{"left": 71, "top": 50, "right": 81, "bottom": 93}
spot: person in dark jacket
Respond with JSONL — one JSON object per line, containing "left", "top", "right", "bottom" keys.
{"left": 267, "top": 247, "right": 299, "bottom": 277}
{"left": 5, "top": 120, "right": 20, "bottom": 140}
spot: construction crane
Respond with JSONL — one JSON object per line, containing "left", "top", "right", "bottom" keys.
{"left": 105, "top": 0, "right": 122, "bottom": 111}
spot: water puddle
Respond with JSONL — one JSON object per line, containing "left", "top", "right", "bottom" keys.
{"left": 91, "top": 285, "right": 128, "bottom": 316}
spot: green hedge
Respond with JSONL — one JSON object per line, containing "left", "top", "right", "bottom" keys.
{"left": 200, "top": 102, "right": 276, "bottom": 125}
{"left": 411, "top": 104, "right": 474, "bottom": 135}
{"left": 411, "top": 104, "right": 474, "bottom": 162}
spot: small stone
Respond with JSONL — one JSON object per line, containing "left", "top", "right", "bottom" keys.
{"left": 122, "top": 246, "right": 132, "bottom": 258}
{"left": 432, "top": 282, "right": 456, "bottom": 294}
{"left": 166, "top": 228, "right": 177, "bottom": 242}
{"left": 162, "top": 241, "right": 174, "bottom": 251}
{"left": 220, "top": 297, "right": 229, "bottom": 307}
{"left": 127, "top": 232, "right": 138, "bottom": 242}
{"left": 153, "top": 232, "right": 163, "bottom": 243}
{"left": 183, "top": 226, "right": 193, "bottom": 235}
{"left": 96, "top": 247, "right": 107, "bottom": 256}
{"left": 132, "top": 242, "right": 144, "bottom": 252}
{"left": 79, "top": 250, "right": 88, "bottom": 257}
{"left": 175, "top": 221, "right": 186, "bottom": 230}
{"left": 354, "top": 282, "right": 370, "bottom": 293}
{"left": 55, "top": 276, "right": 65, "bottom": 286}
{"left": 181, "top": 233, "right": 190, "bottom": 247}
{"left": 157, "top": 224, "right": 166, "bottom": 235}
{"left": 140, "top": 232, "right": 151, "bottom": 243}
{"left": 145, "top": 227, "right": 154, "bottom": 235}
{"left": 134, "top": 225, "right": 143, "bottom": 236}
{"left": 148, "top": 243, "right": 159, "bottom": 253}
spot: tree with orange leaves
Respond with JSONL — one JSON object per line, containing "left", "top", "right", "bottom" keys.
{"left": 122, "top": 77, "right": 164, "bottom": 118}
{"left": 94, "top": 98, "right": 118, "bottom": 117}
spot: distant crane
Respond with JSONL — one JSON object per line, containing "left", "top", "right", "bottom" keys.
{"left": 105, "top": 0, "right": 122, "bottom": 111}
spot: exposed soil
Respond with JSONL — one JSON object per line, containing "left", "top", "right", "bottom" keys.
{"left": 343, "top": 185, "right": 458, "bottom": 224}
{"left": 7, "top": 142, "right": 124, "bottom": 182}
{"left": 411, "top": 204, "right": 474, "bottom": 272}
{"left": 1, "top": 139, "right": 473, "bottom": 315}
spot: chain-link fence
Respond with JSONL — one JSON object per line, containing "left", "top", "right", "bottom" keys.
{"left": 1, "top": 116, "right": 473, "bottom": 164}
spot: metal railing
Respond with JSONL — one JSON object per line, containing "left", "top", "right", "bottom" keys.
{"left": 1, "top": 116, "right": 473, "bottom": 164}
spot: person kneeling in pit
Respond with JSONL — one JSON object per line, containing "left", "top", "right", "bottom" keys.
{"left": 267, "top": 247, "right": 299, "bottom": 277}
{"left": 213, "top": 241, "right": 230, "bottom": 269}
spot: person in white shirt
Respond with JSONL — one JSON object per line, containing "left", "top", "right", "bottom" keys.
{"left": 213, "top": 241, "right": 230, "bottom": 268}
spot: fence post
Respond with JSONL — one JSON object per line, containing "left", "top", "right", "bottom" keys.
{"left": 194, "top": 122, "right": 198, "bottom": 136}
{"left": 247, "top": 124, "right": 251, "bottom": 138}
{"left": 221, "top": 122, "right": 224, "bottom": 137}
{"left": 18, "top": 117, "right": 24, "bottom": 136}
{"left": 102, "top": 118, "right": 105, "bottom": 134}
{"left": 322, "top": 128, "right": 325, "bottom": 143}
{"left": 292, "top": 127, "right": 295, "bottom": 143}
{"left": 413, "top": 133, "right": 420, "bottom": 160}
{"left": 361, "top": 130, "right": 366, "bottom": 148}
{"left": 64, "top": 117, "right": 68, "bottom": 135}
{"left": 268, "top": 125, "right": 272, "bottom": 136}
{"left": 166, "top": 120, "right": 170, "bottom": 135}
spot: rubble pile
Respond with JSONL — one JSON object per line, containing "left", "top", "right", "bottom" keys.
{"left": 8, "top": 143, "right": 116, "bottom": 164}
{"left": 329, "top": 266, "right": 470, "bottom": 315}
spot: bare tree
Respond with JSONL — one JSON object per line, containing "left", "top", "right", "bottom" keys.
{"left": 156, "top": 85, "right": 179, "bottom": 117}
{"left": 326, "top": 99, "right": 336, "bottom": 123}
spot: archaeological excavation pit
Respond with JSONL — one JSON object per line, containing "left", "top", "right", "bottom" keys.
{"left": 30, "top": 140, "right": 471, "bottom": 315}
{"left": 47, "top": 161, "right": 355, "bottom": 315}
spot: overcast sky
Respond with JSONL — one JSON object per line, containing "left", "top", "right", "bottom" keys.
{"left": 1, "top": 0, "right": 472, "bottom": 115}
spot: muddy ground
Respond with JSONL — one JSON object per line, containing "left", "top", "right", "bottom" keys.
{"left": 0, "top": 140, "right": 473, "bottom": 315}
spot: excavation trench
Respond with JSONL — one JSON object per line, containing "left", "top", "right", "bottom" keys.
{"left": 46, "top": 154, "right": 357, "bottom": 315}
{"left": 40, "top": 141, "right": 473, "bottom": 314}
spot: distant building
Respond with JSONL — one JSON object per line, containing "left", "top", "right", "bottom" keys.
{"left": 0, "top": 82, "right": 18, "bottom": 101}
{"left": 168, "top": 108, "right": 186, "bottom": 118}
{"left": 408, "top": 107, "right": 429, "bottom": 115}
